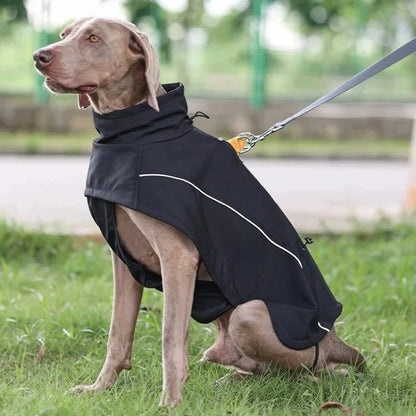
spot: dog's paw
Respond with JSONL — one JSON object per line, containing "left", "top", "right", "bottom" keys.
{"left": 68, "top": 384, "right": 98, "bottom": 395}
{"left": 159, "top": 390, "right": 183, "bottom": 408}
{"left": 68, "top": 381, "right": 112, "bottom": 395}
{"left": 199, "top": 353, "right": 211, "bottom": 365}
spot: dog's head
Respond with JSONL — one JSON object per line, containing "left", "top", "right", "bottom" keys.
{"left": 33, "top": 17, "right": 160, "bottom": 112}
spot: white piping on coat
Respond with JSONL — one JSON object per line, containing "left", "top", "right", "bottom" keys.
{"left": 318, "top": 321, "right": 331, "bottom": 332}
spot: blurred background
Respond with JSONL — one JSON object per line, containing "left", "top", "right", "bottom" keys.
{"left": 1, "top": 0, "right": 415, "bottom": 149}
{"left": 0, "top": 0, "right": 415, "bottom": 232}
{"left": 3, "top": 0, "right": 416, "bottom": 98}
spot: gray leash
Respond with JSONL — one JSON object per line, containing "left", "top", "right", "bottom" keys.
{"left": 235, "top": 36, "right": 416, "bottom": 154}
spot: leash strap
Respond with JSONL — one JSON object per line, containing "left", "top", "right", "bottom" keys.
{"left": 228, "top": 37, "right": 416, "bottom": 154}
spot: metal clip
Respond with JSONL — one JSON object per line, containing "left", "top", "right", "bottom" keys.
{"left": 235, "top": 132, "right": 258, "bottom": 154}
{"left": 236, "top": 123, "right": 285, "bottom": 154}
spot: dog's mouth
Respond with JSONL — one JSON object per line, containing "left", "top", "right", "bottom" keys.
{"left": 75, "top": 85, "right": 97, "bottom": 93}
{"left": 45, "top": 77, "right": 97, "bottom": 94}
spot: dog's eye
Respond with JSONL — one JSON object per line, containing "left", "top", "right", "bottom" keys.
{"left": 60, "top": 32, "right": 66, "bottom": 39}
{"left": 89, "top": 35, "right": 99, "bottom": 43}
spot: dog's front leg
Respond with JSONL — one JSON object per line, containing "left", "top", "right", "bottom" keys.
{"left": 73, "top": 251, "right": 143, "bottom": 392}
{"left": 159, "top": 252, "right": 198, "bottom": 408}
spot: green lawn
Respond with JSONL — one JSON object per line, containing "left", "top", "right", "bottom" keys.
{"left": 249, "top": 137, "right": 410, "bottom": 159}
{"left": 0, "top": 220, "right": 416, "bottom": 415}
{"left": 0, "top": 131, "right": 93, "bottom": 155}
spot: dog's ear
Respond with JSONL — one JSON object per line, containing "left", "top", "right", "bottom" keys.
{"left": 78, "top": 93, "right": 91, "bottom": 109}
{"left": 128, "top": 29, "right": 160, "bottom": 112}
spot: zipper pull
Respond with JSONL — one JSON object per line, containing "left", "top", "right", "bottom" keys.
{"left": 303, "top": 236, "right": 314, "bottom": 249}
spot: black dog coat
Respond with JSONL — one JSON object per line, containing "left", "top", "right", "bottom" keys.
{"left": 85, "top": 83, "right": 342, "bottom": 350}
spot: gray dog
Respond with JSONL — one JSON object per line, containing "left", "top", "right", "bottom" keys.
{"left": 33, "top": 17, "right": 364, "bottom": 408}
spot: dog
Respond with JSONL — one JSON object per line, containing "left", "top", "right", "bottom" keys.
{"left": 33, "top": 17, "right": 365, "bottom": 408}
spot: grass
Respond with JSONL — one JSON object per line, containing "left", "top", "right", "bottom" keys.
{"left": 249, "top": 137, "right": 410, "bottom": 159}
{"left": 0, "top": 131, "right": 93, "bottom": 155}
{"left": 0, "top": 129, "right": 410, "bottom": 159}
{"left": 1, "top": 219, "right": 416, "bottom": 415}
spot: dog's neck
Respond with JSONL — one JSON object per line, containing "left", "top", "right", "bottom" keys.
{"left": 88, "top": 80, "right": 166, "bottom": 114}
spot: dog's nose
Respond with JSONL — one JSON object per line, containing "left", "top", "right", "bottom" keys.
{"left": 33, "top": 48, "right": 55, "bottom": 68}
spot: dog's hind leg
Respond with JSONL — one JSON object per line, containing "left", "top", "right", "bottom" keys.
{"left": 200, "top": 310, "right": 266, "bottom": 374}
{"left": 228, "top": 299, "right": 365, "bottom": 374}
{"left": 72, "top": 251, "right": 143, "bottom": 392}
{"left": 196, "top": 263, "right": 264, "bottom": 374}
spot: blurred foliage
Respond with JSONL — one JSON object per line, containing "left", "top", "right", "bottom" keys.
{"left": 0, "top": 0, "right": 414, "bottom": 98}
{"left": 124, "top": 0, "right": 415, "bottom": 51}
{"left": 124, "top": 0, "right": 171, "bottom": 61}
{"left": 121, "top": 0, "right": 415, "bottom": 89}
{"left": 286, "top": 0, "right": 416, "bottom": 52}
{"left": 0, "top": 0, "right": 27, "bottom": 35}
{"left": 125, "top": 0, "right": 205, "bottom": 63}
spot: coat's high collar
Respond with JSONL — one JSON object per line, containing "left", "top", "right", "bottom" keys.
{"left": 93, "top": 83, "right": 193, "bottom": 145}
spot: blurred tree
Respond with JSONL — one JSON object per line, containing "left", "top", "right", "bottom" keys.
{"left": 124, "top": 0, "right": 170, "bottom": 61}
{"left": 0, "top": 0, "right": 27, "bottom": 26}
{"left": 287, "top": 0, "right": 345, "bottom": 30}
{"left": 125, "top": 0, "right": 153, "bottom": 20}
{"left": 208, "top": 0, "right": 414, "bottom": 50}
{"left": 176, "top": 0, "right": 204, "bottom": 29}
{"left": 124, "top": 0, "right": 205, "bottom": 79}
{"left": 286, "top": 0, "right": 415, "bottom": 47}
{"left": 208, "top": 7, "right": 250, "bottom": 44}
{"left": 203, "top": 7, "right": 251, "bottom": 76}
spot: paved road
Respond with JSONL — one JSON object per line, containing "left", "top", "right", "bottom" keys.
{"left": 0, "top": 155, "right": 410, "bottom": 234}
